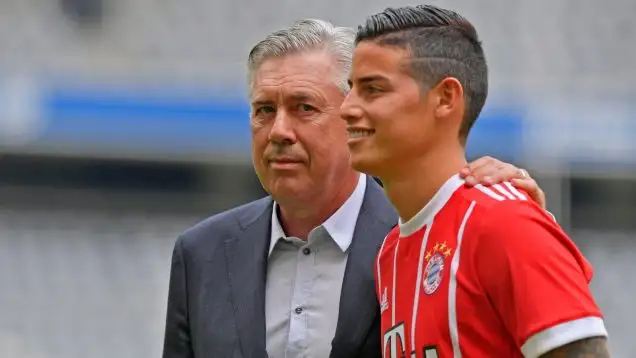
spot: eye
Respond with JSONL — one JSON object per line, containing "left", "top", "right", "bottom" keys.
{"left": 254, "top": 106, "right": 275, "bottom": 116}
{"left": 364, "top": 86, "right": 383, "bottom": 94}
{"left": 298, "top": 104, "right": 316, "bottom": 112}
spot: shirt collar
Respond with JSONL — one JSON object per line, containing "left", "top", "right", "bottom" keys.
{"left": 398, "top": 173, "right": 464, "bottom": 237}
{"left": 269, "top": 173, "right": 367, "bottom": 256}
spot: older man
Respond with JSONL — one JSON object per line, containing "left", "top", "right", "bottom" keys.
{"left": 162, "top": 19, "right": 546, "bottom": 358}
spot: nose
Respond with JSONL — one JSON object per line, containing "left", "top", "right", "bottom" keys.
{"left": 268, "top": 109, "right": 297, "bottom": 145}
{"left": 340, "top": 91, "right": 363, "bottom": 125}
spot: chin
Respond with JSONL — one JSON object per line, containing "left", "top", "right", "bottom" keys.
{"left": 350, "top": 154, "right": 382, "bottom": 178}
{"left": 269, "top": 176, "right": 309, "bottom": 198}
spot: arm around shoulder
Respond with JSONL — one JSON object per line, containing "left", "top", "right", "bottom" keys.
{"left": 162, "top": 236, "right": 195, "bottom": 358}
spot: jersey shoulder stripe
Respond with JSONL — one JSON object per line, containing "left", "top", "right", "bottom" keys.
{"left": 473, "top": 181, "right": 527, "bottom": 202}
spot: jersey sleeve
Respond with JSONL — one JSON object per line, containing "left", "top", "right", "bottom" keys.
{"left": 472, "top": 201, "right": 607, "bottom": 358}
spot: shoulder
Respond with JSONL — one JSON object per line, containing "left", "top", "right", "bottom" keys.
{"left": 457, "top": 182, "right": 555, "bottom": 231}
{"left": 459, "top": 184, "right": 591, "bottom": 276}
{"left": 457, "top": 182, "right": 570, "bottom": 258}
{"left": 177, "top": 196, "right": 272, "bottom": 252}
{"left": 456, "top": 181, "right": 531, "bottom": 209}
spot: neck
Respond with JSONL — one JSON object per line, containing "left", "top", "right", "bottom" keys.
{"left": 381, "top": 144, "right": 466, "bottom": 223}
{"left": 278, "top": 170, "right": 360, "bottom": 240}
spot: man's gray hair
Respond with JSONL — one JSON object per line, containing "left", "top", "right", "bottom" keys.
{"left": 247, "top": 19, "right": 355, "bottom": 94}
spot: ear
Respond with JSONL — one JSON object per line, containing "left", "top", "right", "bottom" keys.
{"left": 433, "top": 77, "right": 464, "bottom": 119}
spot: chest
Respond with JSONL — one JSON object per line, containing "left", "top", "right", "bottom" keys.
{"left": 265, "top": 234, "right": 349, "bottom": 358}
{"left": 378, "top": 223, "right": 462, "bottom": 357}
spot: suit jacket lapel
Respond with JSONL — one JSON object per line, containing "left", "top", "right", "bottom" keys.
{"left": 224, "top": 198, "right": 272, "bottom": 357}
{"left": 331, "top": 177, "right": 397, "bottom": 357}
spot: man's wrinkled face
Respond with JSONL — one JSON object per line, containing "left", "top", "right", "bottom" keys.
{"left": 250, "top": 50, "right": 352, "bottom": 203}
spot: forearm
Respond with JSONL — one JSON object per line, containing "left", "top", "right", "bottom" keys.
{"left": 540, "top": 337, "right": 610, "bottom": 358}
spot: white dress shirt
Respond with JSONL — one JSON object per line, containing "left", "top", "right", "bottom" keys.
{"left": 265, "top": 174, "right": 367, "bottom": 358}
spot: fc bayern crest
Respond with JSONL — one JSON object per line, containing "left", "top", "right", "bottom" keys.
{"left": 423, "top": 253, "right": 445, "bottom": 295}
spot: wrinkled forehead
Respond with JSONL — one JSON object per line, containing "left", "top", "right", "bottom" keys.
{"left": 250, "top": 77, "right": 329, "bottom": 106}
{"left": 250, "top": 52, "right": 343, "bottom": 103}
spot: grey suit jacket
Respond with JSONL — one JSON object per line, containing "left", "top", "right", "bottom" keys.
{"left": 162, "top": 176, "right": 397, "bottom": 358}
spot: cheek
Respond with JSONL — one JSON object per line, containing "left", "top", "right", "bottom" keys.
{"left": 251, "top": 131, "right": 269, "bottom": 167}
{"left": 324, "top": 118, "right": 349, "bottom": 145}
{"left": 251, "top": 125, "right": 269, "bottom": 149}
{"left": 366, "top": 103, "right": 396, "bottom": 137}
{"left": 299, "top": 123, "right": 344, "bottom": 163}
{"left": 369, "top": 104, "right": 417, "bottom": 153}
{"left": 329, "top": 118, "right": 349, "bottom": 142}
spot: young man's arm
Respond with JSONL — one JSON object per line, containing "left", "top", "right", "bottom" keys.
{"left": 541, "top": 337, "right": 609, "bottom": 357}
{"left": 474, "top": 200, "right": 608, "bottom": 358}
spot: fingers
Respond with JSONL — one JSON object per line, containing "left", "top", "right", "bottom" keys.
{"left": 461, "top": 156, "right": 497, "bottom": 186}
{"left": 459, "top": 165, "right": 476, "bottom": 185}
{"left": 464, "top": 156, "right": 496, "bottom": 176}
{"left": 481, "top": 164, "right": 520, "bottom": 185}
{"left": 459, "top": 165, "right": 472, "bottom": 178}
{"left": 462, "top": 156, "right": 533, "bottom": 187}
{"left": 461, "top": 157, "right": 547, "bottom": 209}
{"left": 511, "top": 178, "right": 547, "bottom": 209}
{"left": 463, "top": 157, "right": 512, "bottom": 186}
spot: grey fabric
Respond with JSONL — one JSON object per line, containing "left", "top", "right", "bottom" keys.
{"left": 162, "top": 176, "right": 397, "bottom": 358}
{"left": 265, "top": 174, "right": 366, "bottom": 358}
{"left": 265, "top": 229, "right": 349, "bottom": 358}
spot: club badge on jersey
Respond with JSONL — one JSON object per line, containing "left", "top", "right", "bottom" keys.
{"left": 382, "top": 241, "right": 455, "bottom": 358}
{"left": 423, "top": 242, "right": 453, "bottom": 295}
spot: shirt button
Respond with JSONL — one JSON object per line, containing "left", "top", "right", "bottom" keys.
{"left": 294, "top": 306, "right": 303, "bottom": 315}
{"left": 302, "top": 247, "right": 311, "bottom": 255}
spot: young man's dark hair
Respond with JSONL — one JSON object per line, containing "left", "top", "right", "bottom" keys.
{"left": 356, "top": 5, "right": 488, "bottom": 144}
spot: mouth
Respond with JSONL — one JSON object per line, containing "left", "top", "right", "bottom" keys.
{"left": 268, "top": 158, "right": 304, "bottom": 169}
{"left": 347, "top": 128, "right": 375, "bottom": 140}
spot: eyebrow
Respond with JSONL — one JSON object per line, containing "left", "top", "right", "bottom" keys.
{"left": 251, "top": 100, "right": 273, "bottom": 107}
{"left": 348, "top": 75, "right": 389, "bottom": 87}
{"left": 252, "top": 92, "right": 320, "bottom": 107}
{"left": 288, "top": 93, "right": 316, "bottom": 103}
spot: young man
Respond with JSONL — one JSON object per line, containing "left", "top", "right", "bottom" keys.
{"left": 341, "top": 5, "right": 609, "bottom": 358}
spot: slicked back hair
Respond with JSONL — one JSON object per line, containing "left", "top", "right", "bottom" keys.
{"left": 356, "top": 5, "right": 488, "bottom": 144}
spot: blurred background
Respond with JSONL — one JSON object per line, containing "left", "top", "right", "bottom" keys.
{"left": 0, "top": 0, "right": 633, "bottom": 357}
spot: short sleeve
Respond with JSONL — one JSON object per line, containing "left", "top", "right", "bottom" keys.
{"left": 473, "top": 201, "right": 607, "bottom": 358}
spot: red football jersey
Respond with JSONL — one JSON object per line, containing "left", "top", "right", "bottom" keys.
{"left": 376, "top": 174, "right": 607, "bottom": 358}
